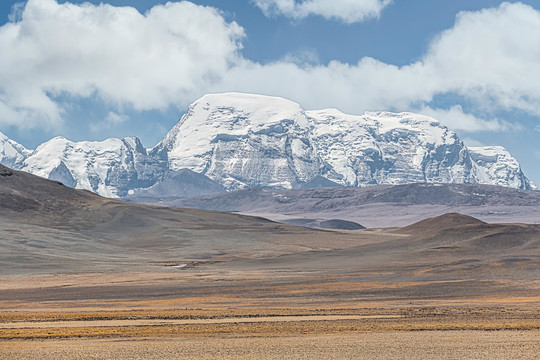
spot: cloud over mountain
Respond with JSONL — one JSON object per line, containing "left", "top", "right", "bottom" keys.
{"left": 223, "top": 2, "right": 540, "bottom": 131}
{"left": 0, "top": 0, "right": 244, "bottom": 127}
{"left": 0, "top": 1, "right": 539, "bottom": 134}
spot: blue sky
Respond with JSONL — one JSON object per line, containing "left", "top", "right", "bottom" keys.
{"left": 1, "top": 0, "right": 540, "bottom": 184}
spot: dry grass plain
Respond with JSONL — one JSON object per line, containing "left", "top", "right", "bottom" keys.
{"left": 3, "top": 330, "right": 540, "bottom": 360}
{"left": 1, "top": 268, "right": 540, "bottom": 359}
{"left": 1, "top": 167, "right": 540, "bottom": 358}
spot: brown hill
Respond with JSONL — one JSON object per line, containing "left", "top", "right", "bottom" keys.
{"left": 1, "top": 164, "right": 539, "bottom": 306}
{"left": 0, "top": 164, "right": 365, "bottom": 275}
{"left": 394, "top": 212, "right": 487, "bottom": 235}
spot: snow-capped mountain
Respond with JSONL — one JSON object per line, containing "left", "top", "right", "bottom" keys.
{"left": 308, "top": 109, "right": 476, "bottom": 187}
{"left": 151, "top": 93, "right": 321, "bottom": 190}
{"left": 0, "top": 132, "right": 30, "bottom": 169}
{"left": 154, "top": 93, "right": 534, "bottom": 191}
{"left": 0, "top": 92, "right": 535, "bottom": 196}
{"left": 469, "top": 146, "right": 532, "bottom": 190}
{"left": 21, "top": 136, "right": 166, "bottom": 197}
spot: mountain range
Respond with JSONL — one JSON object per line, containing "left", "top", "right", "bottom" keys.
{"left": 0, "top": 92, "right": 534, "bottom": 197}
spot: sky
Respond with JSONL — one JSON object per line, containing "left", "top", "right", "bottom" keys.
{"left": 1, "top": 0, "right": 540, "bottom": 184}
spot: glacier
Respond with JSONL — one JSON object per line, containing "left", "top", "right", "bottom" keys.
{"left": 308, "top": 109, "right": 476, "bottom": 187}
{"left": 0, "top": 92, "right": 535, "bottom": 196}
{"left": 151, "top": 93, "right": 321, "bottom": 190}
{"left": 20, "top": 136, "right": 166, "bottom": 197}
{"left": 153, "top": 93, "right": 534, "bottom": 192}
{"left": 0, "top": 132, "right": 30, "bottom": 169}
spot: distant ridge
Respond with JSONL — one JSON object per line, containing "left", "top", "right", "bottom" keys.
{"left": 298, "top": 176, "right": 342, "bottom": 189}
{"left": 161, "top": 182, "right": 540, "bottom": 228}
{"left": 163, "top": 183, "right": 540, "bottom": 212}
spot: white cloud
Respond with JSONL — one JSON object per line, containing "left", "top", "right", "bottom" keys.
{"left": 90, "top": 111, "right": 129, "bottom": 133}
{"left": 0, "top": 0, "right": 244, "bottom": 127}
{"left": 421, "top": 2, "right": 540, "bottom": 114}
{"left": 461, "top": 137, "right": 484, "bottom": 147}
{"left": 218, "top": 57, "right": 428, "bottom": 114}
{"left": 1, "top": 1, "right": 540, "bottom": 134}
{"left": 219, "top": 2, "right": 540, "bottom": 129}
{"left": 252, "top": 0, "right": 392, "bottom": 23}
{"left": 105, "top": 112, "right": 129, "bottom": 125}
{"left": 417, "top": 105, "right": 512, "bottom": 132}
{"left": 8, "top": 2, "right": 25, "bottom": 22}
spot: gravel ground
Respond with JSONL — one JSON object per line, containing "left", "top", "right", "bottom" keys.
{"left": 2, "top": 330, "right": 540, "bottom": 360}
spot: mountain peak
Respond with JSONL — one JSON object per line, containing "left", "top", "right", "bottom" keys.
{"left": 190, "top": 92, "right": 307, "bottom": 127}
{"left": 0, "top": 131, "right": 29, "bottom": 169}
{"left": 23, "top": 135, "right": 166, "bottom": 197}
{"left": 469, "top": 146, "right": 535, "bottom": 190}
{"left": 122, "top": 136, "right": 147, "bottom": 154}
{"left": 0, "top": 93, "right": 534, "bottom": 196}
{"left": 152, "top": 92, "right": 317, "bottom": 190}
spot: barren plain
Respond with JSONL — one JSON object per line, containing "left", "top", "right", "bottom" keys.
{"left": 1, "top": 164, "right": 540, "bottom": 359}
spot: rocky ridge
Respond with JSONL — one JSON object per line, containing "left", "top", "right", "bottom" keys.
{"left": 0, "top": 92, "right": 534, "bottom": 196}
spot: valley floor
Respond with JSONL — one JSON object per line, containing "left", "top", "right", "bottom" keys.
{"left": 2, "top": 164, "right": 540, "bottom": 358}
{"left": 1, "top": 270, "right": 540, "bottom": 359}
{"left": 3, "top": 329, "right": 540, "bottom": 359}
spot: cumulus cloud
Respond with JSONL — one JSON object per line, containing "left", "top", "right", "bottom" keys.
{"left": 417, "top": 105, "right": 512, "bottom": 132}
{"left": 0, "top": 0, "right": 244, "bottom": 127}
{"left": 89, "top": 111, "right": 129, "bottom": 133}
{"left": 8, "top": 2, "right": 25, "bottom": 22}
{"left": 1, "top": 1, "right": 540, "bottom": 134}
{"left": 219, "top": 58, "right": 427, "bottom": 115}
{"left": 421, "top": 2, "right": 540, "bottom": 114}
{"left": 221, "top": 2, "right": 540, "bottom": 131}
{"left": 252, "top": 0, "right": 392, "bottom": 23}
{"left": 461, "top": 137, "right": 484, "bottom": 147}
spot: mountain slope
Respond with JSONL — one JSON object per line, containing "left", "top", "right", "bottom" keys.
{"left": 153, "top": 93, "right": 533, "bottom": 191}
{"left": 308, "top": 109, "right": 476, "bottom": 186}
{"left": 0, "top": 163, "right": 358, "bottom": 275}
{"left": 469, "top": 146, "right": 532, "bottom": 190}
{"left": 20, "top": 136, "right": 166, "bottom": 197}
{"left": 151, "top": 93, "right": 321, "bottom": 190}
{"left": 0, "top": 93, "right": 534, "bottom": 196}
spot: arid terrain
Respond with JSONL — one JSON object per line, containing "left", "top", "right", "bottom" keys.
{"left": 1, "top": 164, "right": 540, "bottom": 359}
{"left": 162, "top": 183, "right": 540, "bottom": 227}
{"left": 2, "top": 269, "right": 540, "bottom": 359}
